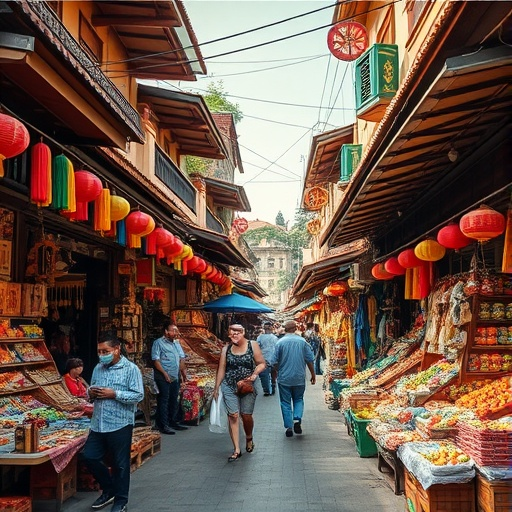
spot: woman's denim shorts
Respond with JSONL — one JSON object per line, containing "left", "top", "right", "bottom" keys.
{"left": 221, "top": 381, "right": 257, "bottom": 415}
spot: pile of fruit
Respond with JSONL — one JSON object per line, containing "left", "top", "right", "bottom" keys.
{"left": 13, "top": 342, "right": 46, "bottom": 362}
{"left": 396, "top": 360, "right": 459, "bottom": 394}
{"left": 0, "top": 344, "right": 19, "bottom": 364}
{"left": 455, "top": 377, "right": 512, "bottom": 418}
{"left": 444, "top": 380, "right": 493, "bottom": 401}
{"left": 418, "top": 442, "right": 471, "bottom": 466}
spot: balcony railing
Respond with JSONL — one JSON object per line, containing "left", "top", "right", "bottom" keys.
{"left": 155, "top": 146, "right": 196, "bottom": 213}
{"left": 15, "top": 0, "right": 144, "bottom": 142}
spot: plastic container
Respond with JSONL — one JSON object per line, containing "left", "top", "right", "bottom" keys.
{"left": 351, "top": 412, "right": 377, "bottom": 457}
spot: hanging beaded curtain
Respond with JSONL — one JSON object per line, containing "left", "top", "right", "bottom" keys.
{"left": 30, "top": 141, "right": 52, "bottom": 207}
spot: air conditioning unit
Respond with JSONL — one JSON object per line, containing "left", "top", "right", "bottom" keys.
{"left": 340, "top": 144, "right": 362, "bottom": 183}
{"left": 355, "top": 43, "right": 399, "bottom": 122}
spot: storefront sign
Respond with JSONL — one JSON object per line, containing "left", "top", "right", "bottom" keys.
{"left": 117, "top": 263, "right": 132, "bottom": 275}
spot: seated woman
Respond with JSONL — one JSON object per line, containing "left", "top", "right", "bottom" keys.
{"left": 63, "top": 358, "right": 88, "bottom": 398}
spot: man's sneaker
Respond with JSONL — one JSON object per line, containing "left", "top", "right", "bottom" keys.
{"left": 110, "top": 504, "right": 127, "bottom": 512}
{"left": 293, "top": 421, "right": 302, "bottom": 434}
{"left": 285, "top": 428, "right": 293, "bottom": 437}
{"left": 91, "top": 492, "right": 114, "bottom": 510}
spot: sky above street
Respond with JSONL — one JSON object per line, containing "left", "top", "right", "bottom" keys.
{"left": 179, "top": 0, "right": 357, "bottom": 227}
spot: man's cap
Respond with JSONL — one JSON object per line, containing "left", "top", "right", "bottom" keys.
{"left": 229, "top": 324, "right": 245, "bottom": 332}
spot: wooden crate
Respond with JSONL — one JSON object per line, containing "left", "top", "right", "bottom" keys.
{"left": 0, "top": 496, "right": 32, "bottom": 512}
{"left": 405, "top": 469, "right": 475, "bottom": 512}
{"left": 476, "top": 474, "right": 512, "bottom": 512}
{"left": 30, "top": 455, "right": 77, "bottom": 507}
{"left": 130, "top": 436, "right": 161, "bottom": 472}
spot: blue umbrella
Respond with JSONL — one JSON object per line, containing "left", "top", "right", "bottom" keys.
{"left": 202, "top": 293, "right": 274, "bottom": 313}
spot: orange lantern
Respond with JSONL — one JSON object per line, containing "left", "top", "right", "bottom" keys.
{"left": 0, "top": 113, "right": 30, "bottom": 177}
{"left": 324, "top": 281, "right": 349, "bottom": 296}
{"left": 30, "top": 142, "right": 52, "bottom": 206}
{"left": 398, "top": 248, "right": 422, "bottom": 269}
{"left": 459, "top": 205, "right": 506, "bottom": 242}
{"left": 371, "top": 263, "right": 394, "bottom": 280}
{"left": 437, "top": 223, "right": 472, "bottom": 250}
{"left": 414, "top": 239, "right": 446, "bottom": 262}
{"left": 384, "top": 257, "right": 406, "bottom": 275}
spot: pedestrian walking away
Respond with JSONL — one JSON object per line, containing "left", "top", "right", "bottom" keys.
{"left": 256, "top": 321, "right": 278, "bottom": 395}
{"left": 213, "top": 323, "right": 266, "bottom": 461}
{"left": 272, "top": 320, "right": 316, "bottom": 437}
{"left": 151, "top": 322, "right": 189, "bottom": 434}
{"left": 80, "top": 334, "right": 144, "bottom": 512}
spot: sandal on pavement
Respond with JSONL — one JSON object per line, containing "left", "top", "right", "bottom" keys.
{"left": 246, "top": 438, "right": 255, "bottom": 453}
{"left": 228, "top": 451, "right": 242, "bottom": 462}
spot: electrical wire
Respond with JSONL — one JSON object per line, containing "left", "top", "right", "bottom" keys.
{"left": 198, "top": 54, "right": 327, "bottom": 78}
{"left": 209, "top": 54, "right": 326, "bottom": 64}
{"left": 241, "top": 114, "right": 312, "bottom": 130}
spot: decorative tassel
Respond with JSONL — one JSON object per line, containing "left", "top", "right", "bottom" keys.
{"left": 117, "top": 219, "right": 126, "bottom": 246}
{"left": 94, "top": 188, "right": 111, "bottom": 232}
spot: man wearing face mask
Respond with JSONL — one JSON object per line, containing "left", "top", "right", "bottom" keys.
{"left": 151, "top": 321, "right": 188, "bottom": 434}
{"left": 81, "top": 334, "right": 144, "bottom": 512}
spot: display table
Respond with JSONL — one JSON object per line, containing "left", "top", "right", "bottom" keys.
{"left": 375, "top": 442, "right": 404, "bottom": 495}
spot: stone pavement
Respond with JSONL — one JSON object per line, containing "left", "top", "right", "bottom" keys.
{"left": 52, "top": 379, "right": 405, "bottom": 512}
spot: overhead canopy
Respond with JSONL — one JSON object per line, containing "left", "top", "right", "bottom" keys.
{"left": 91, "top": 0, "right": 206, "bottom": 80}
{"left": 322, "top": 45, "right": 512, "bottom": 250}
{"left": 231, "top": 277, "right": 267, "bottom": 298}
{"left": 290, "top": 240, "right": 367, "bottom": 300}
{"left": 302, "top": 124, "right": 354, "bottom": 206}
{"left": 203, "top": 176, "right": 251, "bottom": 212}
{"left": 203, "top": 293, "right": 274, "bottom": 314}
{"left": 182, "top": 225, "right": 253, "bottom": 269}
{"left": 138, "top": 84, "right": 228, "bottom": 159}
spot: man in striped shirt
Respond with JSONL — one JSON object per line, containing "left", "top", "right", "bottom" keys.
{"left": 81, "top": 334, "right": 144, "bottom": 512}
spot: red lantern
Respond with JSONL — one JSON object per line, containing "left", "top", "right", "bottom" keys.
{"left": 163, "top": 236, "right": 183, "bottom": 264}
{"left": 437, "top": 223, "right": 472, "bottom": 250}
{"left": 414, "top": 239, "right": 446, "bottom": 262}
{"left": 0, "top": 113, "right": 30, "bottom": 177}
{"left": 384, "top": 257, "right": 406, "bottom": 275}
{"left": 325, "top": 281, "right": 349, "bottom": 296}
{"left": 30, "top": 142, "right": 52, "bottom": 206}
{"left": 398, "top": 249, "right": 422, "bottom": 269}
{"left": 147, "top": 226, "right": 174, "bottom": 257}
{"left": 125, "top": 211, "right": 153, "bottom": 235}
{"left": 371, "top": 263, "right": 394, "bottom": 280}
{"left": 459, "top": 205, "right": 506, "bottom": 242}
{"left": 74, "top": 171, "right": 102, "bottom": 221}
{"left": 193, "top": 258, "right": 207, "bottom": 274}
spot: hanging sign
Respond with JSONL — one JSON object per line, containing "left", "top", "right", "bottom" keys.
{"left": 232, "top": 217, "right": 249, "bottom": 234}
{"left": 327, "top": 21, "right": 369, "bottom": 61}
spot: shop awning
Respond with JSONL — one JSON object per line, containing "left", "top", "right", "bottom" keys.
{"left": 322, "top": 45, "right": 512, "bottom": 250}
{"left": 182, "top": 225, "right": 253, "bottom": 269}
{"left": 291, "top": 240, "right": 367, "bottom": 298}
{"left": 231, "top": 277, "right": 267, "bottom": 298}
{"left": 202, "top": 177, "right": 251, "bottom": 212}
{"left": 301, "top": 124, "right": 354, "bottom": 205}
{"left": 138, "top": 84, "right": 229, "bottom": 159}
{"left": 90, "top": 0, "right": 206, "bottom": 80}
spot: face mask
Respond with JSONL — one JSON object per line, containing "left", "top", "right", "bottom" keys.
{"left": 99, "top": 353, "right": 114, "bottom": 365}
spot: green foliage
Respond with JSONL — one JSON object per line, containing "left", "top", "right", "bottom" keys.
{"left": 185, "top": 156, "right": 214, "bottom": 175}
{"left": 203, "top": 81, "right": 243, "bottom": 124}
{"left": 275, "top": 211, "right": 285, "bottom": 226}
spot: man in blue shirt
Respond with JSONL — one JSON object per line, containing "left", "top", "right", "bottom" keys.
{"left": 272, "top": 320, "right": 315, "bottom": 437}
{"left": 81, "top": 334, "right": 144, "bottom": 512}
{"left": 152, "top": 322, "right": 188, "bottom": 434}
{"left": 256, "top": 322, "right": 278, "bottom": 395}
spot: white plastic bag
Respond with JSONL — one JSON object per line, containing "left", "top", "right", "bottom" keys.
{"left": 209, "top": 388, "right": 227, "bottom": 434}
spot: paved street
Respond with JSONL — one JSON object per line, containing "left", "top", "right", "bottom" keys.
{"left": 51, "top": 380, "right": 405, "bottom": 512}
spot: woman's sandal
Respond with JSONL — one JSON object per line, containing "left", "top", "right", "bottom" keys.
{"left": 228, "top": 451, "right": 242, "bottom": 462}
{"left": 246, "top": 438, "right": 255, "bottom": 453}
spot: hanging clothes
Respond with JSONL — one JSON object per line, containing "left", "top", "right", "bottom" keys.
{"left": 354, "top": 293, "right": 371, "bottom": 367}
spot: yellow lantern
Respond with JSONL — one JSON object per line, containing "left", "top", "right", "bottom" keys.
{"left": 110, "top": 195, "right": 130, "bottom": 221}
{"left": 414, "top": 239, "right": 446, "bottom": 262}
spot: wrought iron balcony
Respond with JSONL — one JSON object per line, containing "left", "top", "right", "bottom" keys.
{"left": 155, "top": 146, "right": 196, "bottom": 213}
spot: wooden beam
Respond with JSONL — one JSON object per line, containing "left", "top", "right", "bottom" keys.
{"left": 91, "top": 15, "right": 180, "bottom": 28}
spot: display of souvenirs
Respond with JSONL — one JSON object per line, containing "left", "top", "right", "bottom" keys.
{"left": 467, "top": 352, "right": 510, "bottom": 372}
{"left": 0, "top": 371, "right": 31, "bottom": 392}
{"left": 0, "top": 321, "right": 43, "bottom": 338}
{"left": 24, "top": 365, "right": 61, "bottom": 384}
{"left": 455, "top": 377, "right": 512, "bottom": 419}
{"left": 395, "top": 360, "right": 459, "bottom": 405}
{"left": 0, "top": 344, "right": 20, "bottom": 364}
{"left": 367, "top": 420, "right": 423, "bottom": 451}
{"left": 444, "top": 380, "right": 493, "bottom": 401}
{"left": 13, "top": 342, "right": 46, "bottom": 362}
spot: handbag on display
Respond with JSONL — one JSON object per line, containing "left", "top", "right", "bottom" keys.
{"left": 236, "top": 378, "right": 254, "bottom": 396}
